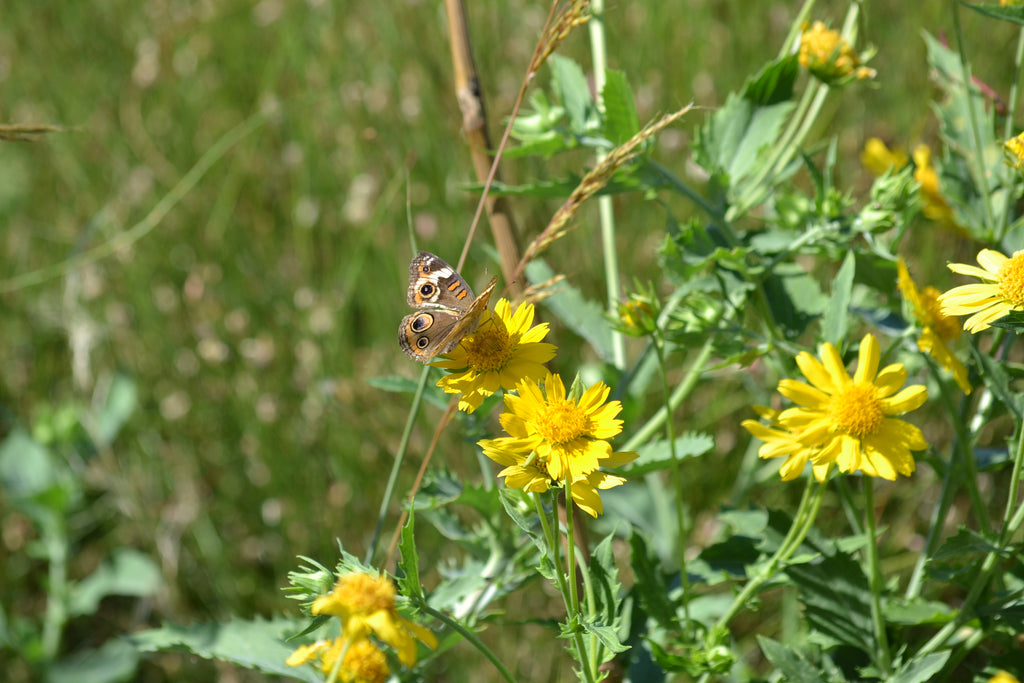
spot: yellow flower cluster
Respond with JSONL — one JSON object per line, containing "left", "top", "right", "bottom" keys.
{"left": 799, "top": 21, "right": 876, "bottom": 83}
{"left": 287, "top": 572, "right": 437, "bottom": 681}
{"left": 1005, "top": 131, "right": 1024, "bottom": 170}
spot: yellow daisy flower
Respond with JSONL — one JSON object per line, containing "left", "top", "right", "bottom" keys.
{"left": 748, "top": 334, "right": 928, "bottom": 481}
{"left": 938, "top": 249, "right": 1024, "bottom": 333}
{"left": 1004, "top": 131, "right": 1024, "bottom": 170}
{"left": 798, "top": 21, "right": 876, "bottom": 83}
{"left": 478, "top": 372, "right": 637, "bottom": 517}
{"left": 287, "top": 638, "right": 390, "bottom": 683}
{"left": 897, "top": 257, "right": 971, "bottom": 394}
{"left": 742, "top": 406, "right": 832, "bottom": 482}
{"left": 311, "top": 572, "right": 437, "bottom": 667}
{"left": 434, "top": 298, "right": 557, "bottom": 413}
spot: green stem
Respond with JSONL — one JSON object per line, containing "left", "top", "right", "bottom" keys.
{"left": 40, "top": 519, "right": 68, "bottom": 660}
{"left": 652, "top": 332, "right": 691, "bottom": 630}
{"left": 709, "top": 475, "right": 827, "bottom": 634}
{"left": 588, "top": 0, "right": 626, "bottom": 370}
{"left": 861, "top": 479, "right": 892, "bottom": 675}
{"left": 324, "top": 638, "right": 351, "bottom": 683}
{"left": 421, "top": 604, "right": 518, "bottom": 683}
{"left": 623, "top": 335, "right": 716, "bottom": 451}
{"left": 997, "top": 26, "right": 1024, "bottom": 237}
{"left": 365, "top": 365, "right": 431, "bottom": 565}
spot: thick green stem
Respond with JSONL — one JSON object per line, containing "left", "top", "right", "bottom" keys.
{"left": 862, "top": 479, "right": 892, "bottom": 675}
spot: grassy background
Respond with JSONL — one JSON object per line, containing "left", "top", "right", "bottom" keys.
{"left": 0, "top": 1, "right": 1018, "bottom": 680}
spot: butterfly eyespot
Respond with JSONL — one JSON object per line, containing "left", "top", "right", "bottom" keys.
{"left": 419, "top": 283, "right": 435, "bottom": 297}
{"left": 411, "top": 314, "right": 432, "bottom": 332}
{"left": 416, "top": 337, "right": 429, "bottom": 348}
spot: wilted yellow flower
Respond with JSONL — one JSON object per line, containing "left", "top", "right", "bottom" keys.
{"left": 939, "top": 249, "right": 1024, "bottom": 333}
{"left": 745, "top": 335, "right": 928, "bottom": 481}
{"left": 1004, "top": 131, "right": 1024, "bottom": 170}
{"left": 799, "top": 21, "right": 876, "bottom": 83}
{"left": 897, "top": 257, "right": 971, "bottom": 394}
{"left": 912, "top": 145, "right": 956, "bottom": 223}
{"left": 434, "top": 298, "right": 556, "bottom": 413}
{"left": 479, "top": 372, "right": 637, "bottom": 516}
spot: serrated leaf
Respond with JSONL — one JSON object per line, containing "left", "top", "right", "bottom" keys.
{"left": 48, "top": 638, "right": 140, "bottom": 683}
{"left": 396, "top": 508, "right": 422, "bottom": 599}
{"left": 69, "top": 548, "right": 163, "bottom": 617}
{"left": 579, "top": 617, "right": 629, "bottom": 655}
{"left": 525, "top": 259, "right": 615, "bottom": 362}
{"left": 129, "top": 617, "right": 320, "bottom": 683}
{"left": 602, "top": 69, "right": 640, "bottom": 145}
{"left": 785, "top": 552, "right": 874, "bottom": 654}
{"left": 822, "top": 250, "right": 855, "bottom": 346}
{"left": 628, "top": 529, "right": 677, "bottom": 628}
{"left": 757, "top": 636, "right": 832, "bottom": 683}
{"left": 624, "top": 432, "right": 714, "bottom": 475}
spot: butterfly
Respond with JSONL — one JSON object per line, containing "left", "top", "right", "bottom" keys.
{"left": 398, "top": 251, "right": 498, "bottom": 362}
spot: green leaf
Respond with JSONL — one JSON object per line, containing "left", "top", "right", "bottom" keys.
{"left": 396, "top": 508, "right": 422, "bottom": 600}
{"left": 889, "top": 652, "right": 951, "bottom": 683}
{"left": 822, "top": 250, "right": 856, "bottom": 346}
{"left": 366, "top": 375, "right": 449, "bottom": 410}
{"left": 601, "top": 69, "right": 640, "bottom": 145}
{"left": 970, "top": 343, "right": 1023, "bottom": 420}
{"left": 757, "top": 636, "right": 839, "bottom": 683}
{"left": 525, "top": 259, "right": 615, "bottom": 362}
{"left": 628, "top": 529, "right": 677, "bottom": 628}
{"left": 48, "top": 638, "right": 140, "bottom": 683}
{"left": 695, "top": 91, "right": 796, "bottom": 189}
{"left": 963, "top": 2, "right": 1024, "bottom": 25}
{"left": 0, "top": 429, "right": 59, "bottom": 500}
{"left": 69, "top": 549, "right": 163, "bottom": 618}
{"left": 129, "top": 617, "right": 320, "bottom": 682}
{"left": 92, "top": 374, "right": 137, "bottom": 449}
{"left": 883, "top": 597, "right": 957, "bottom": 626}
{"left": 578, "top": 617, "right": 629, "bottom": 655}
{"left": 785, "top": 552, "right": 874, "bottom": 654}
{"left": 742, "top": 54, "right": 800, "bottom": 105}
{"left": 549, "top": 55, "right": 598, "bottom": 135}
{"left": 623, "top": 432, "right": 714, "bottom": 475}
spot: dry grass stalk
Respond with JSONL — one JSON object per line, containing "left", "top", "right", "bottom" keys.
{"left": 0, "top": 123, "right": 62, "bottom": 142}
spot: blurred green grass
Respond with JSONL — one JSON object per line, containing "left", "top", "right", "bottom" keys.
{"left": 1, "top": 1, "right": 1018, "bottom": 680}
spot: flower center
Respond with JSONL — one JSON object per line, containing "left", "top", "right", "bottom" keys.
{"left": 534, "top": 399, "right": 588, "bottom": 445}
{"left": 463, "top": 321, "right": 513, "bottom": 372}
{"left": 998, "top": 251, "right": 1024, "bottom": 306}
{"left": 337, "top": 573, "right": 395, "bottom": 614}
{"left": 828, "top": 382, "right": 884, "bottom": 439}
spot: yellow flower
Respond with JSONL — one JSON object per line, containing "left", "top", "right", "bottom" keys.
{"left": 861, "top": 138, "right": 908, "bottom": 176}
{"left": 742, "top": 406, "right": 832, "bottom": 482}
{"left": 897, "top": 257, "right": 971, "bottom": 394}
{"left": 989, "top": 671, "right": 1021, "bottom": 683}
{"left": 311, "top": 572, "right": 437, "bottom": 667}
{"left": 939, "top": 249, "right": 1024, "bottom": 333}
{"left": 798, "top": 21, "right": 876, "bottom": 83}
{"left": 1004, "top": 131, "right": 1024, "bottom": 170}
{"left": 478, "top": 372, "right": 637, "bottom": 517}
{"left": 747, "top": 334, "right": 928, "bottom": 480}
{"left": 287, "top": 638, "right": 390, "bottom": 683}
{"left": 434, "top": 298, "right": 556, "bottom": 413}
